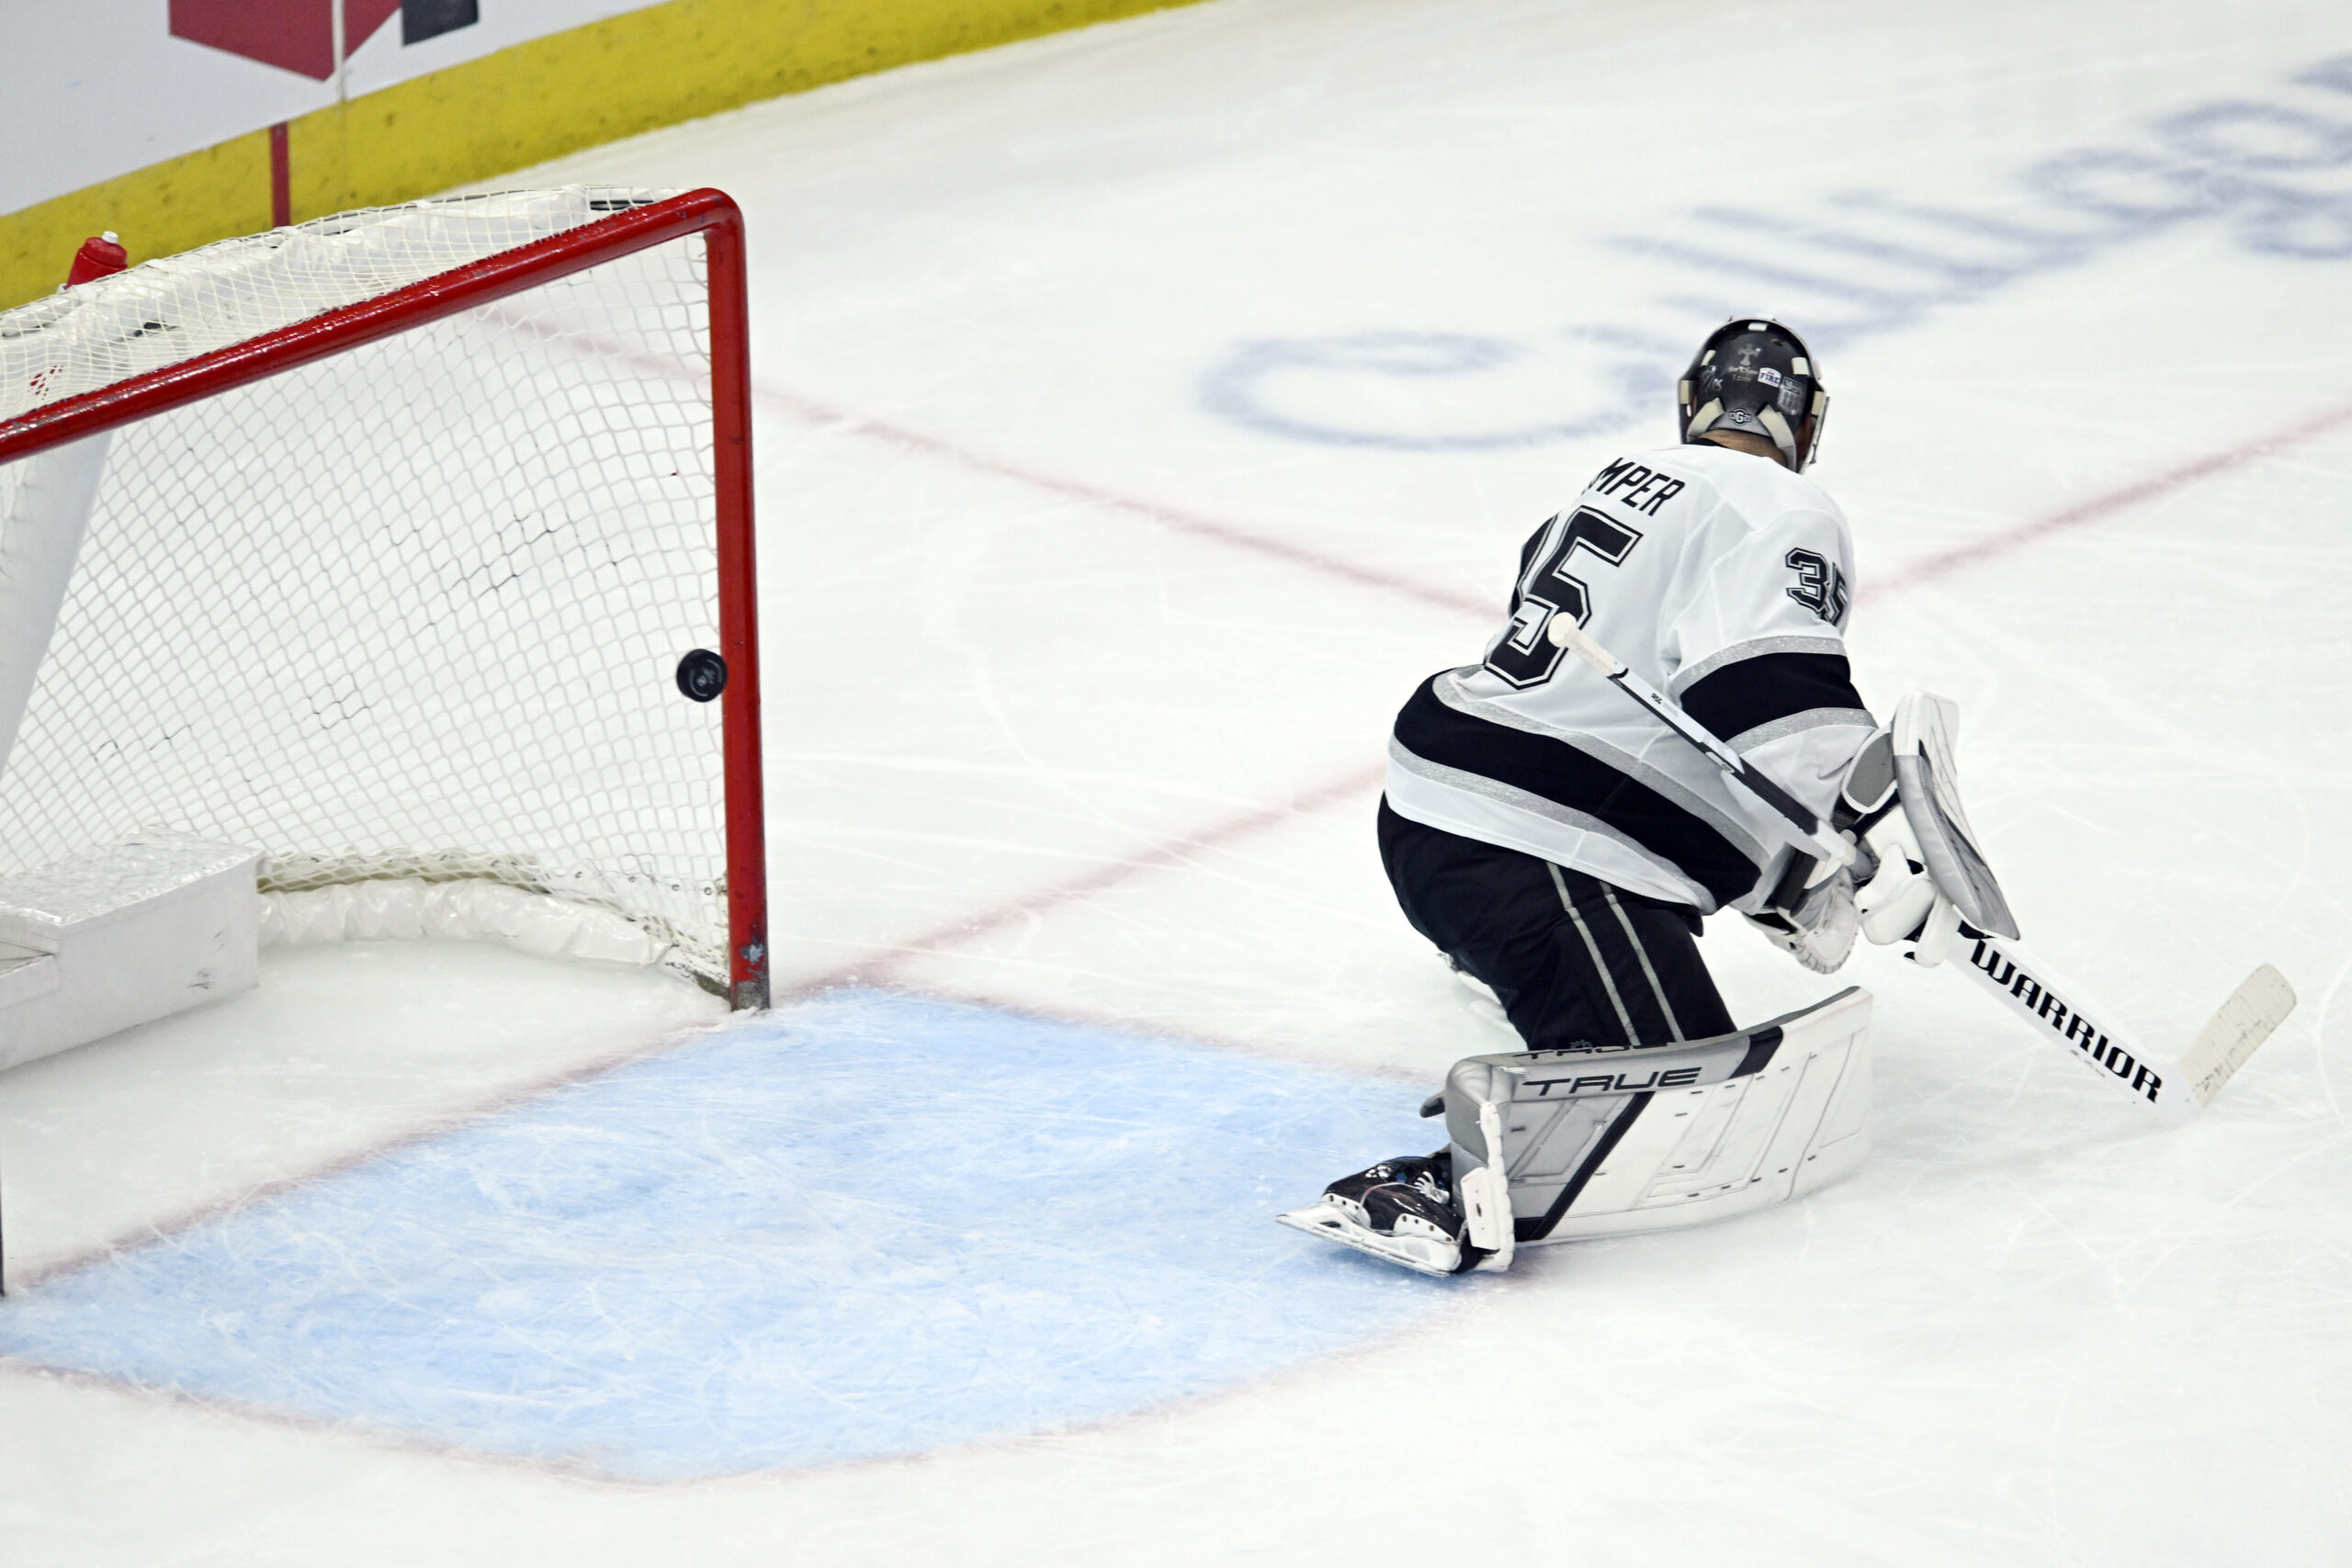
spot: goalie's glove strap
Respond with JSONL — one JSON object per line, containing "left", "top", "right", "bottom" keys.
{"left": 1830, "top": 727, "right": 1898, "bottom": 840}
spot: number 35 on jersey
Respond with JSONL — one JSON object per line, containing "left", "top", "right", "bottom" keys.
{"left": 1486, "top": 508, "right": 1644, "bottom": 688}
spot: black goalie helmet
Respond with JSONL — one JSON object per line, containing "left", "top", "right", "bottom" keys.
{"left": 1677, "top": 318, "right": 1829, "bottom": 471}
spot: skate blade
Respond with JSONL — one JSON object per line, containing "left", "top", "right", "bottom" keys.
{"left": 1274, "top": 1202, "right": 1460, "bottom": 1279}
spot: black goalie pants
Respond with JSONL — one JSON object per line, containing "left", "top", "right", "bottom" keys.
{"left": 1377, "top": 798, "right": 1736, "bottom": 1050}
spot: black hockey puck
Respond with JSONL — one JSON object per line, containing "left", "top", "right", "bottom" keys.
{"left": 675, "top": 649, "right": 728, "bottom": 702}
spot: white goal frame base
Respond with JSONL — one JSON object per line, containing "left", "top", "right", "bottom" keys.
{"left": 0, "top": 835, "right": 260, "bottom": 1074}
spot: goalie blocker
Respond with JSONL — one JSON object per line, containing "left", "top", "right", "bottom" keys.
{"left": 1278, "top": 987, "right": 1871, "bottom": 1276}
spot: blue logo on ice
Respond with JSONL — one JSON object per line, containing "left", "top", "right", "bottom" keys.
{"left": 0, "top": 990, "right": 1447, "bottom": 1481}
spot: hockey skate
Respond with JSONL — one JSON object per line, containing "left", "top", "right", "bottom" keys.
{"left": 1275, "top": 1152, "right": 1482, "bottom": 1278}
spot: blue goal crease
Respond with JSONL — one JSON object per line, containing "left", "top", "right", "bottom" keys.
{"left": 0, "top": 987, "right": 1449, "bottom": 1483}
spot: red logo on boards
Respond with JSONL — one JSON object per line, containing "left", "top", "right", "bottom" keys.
{"left": 169, "top": 1, "right": 476, "bottom": 80}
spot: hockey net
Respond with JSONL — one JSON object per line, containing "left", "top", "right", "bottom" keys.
{"left": 0, "top": 188, "right": 767, "bottom": 1005}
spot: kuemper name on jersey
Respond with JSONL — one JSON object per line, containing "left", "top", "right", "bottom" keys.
{"left": 1589, "top": 457, "right": 1687, "bottom": 516}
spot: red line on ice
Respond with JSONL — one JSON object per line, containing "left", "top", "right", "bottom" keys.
{"left": 1863, "top": 400, "right": 2352, "bottom": 601}
{"left": 487, "top": 308, "right": 2352, "bottom": 624}
{"left": 14, "top": 392, "right": 2344, "bottom": 1291}
{"left": 9, "top": 766, "right": 1388, "bottom": 1291}
{"left": 854, "top": 762, "right": 1387, "bottom": 976}
{"left": 752, "top": 388, "right": 1496, "bottom": 620}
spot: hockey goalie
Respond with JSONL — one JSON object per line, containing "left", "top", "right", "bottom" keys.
{"left": 1281, "top": 319, "right": 2015, "bottom": 1276}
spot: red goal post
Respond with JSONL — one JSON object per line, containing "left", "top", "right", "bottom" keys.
{"left": 0, "top": 189, "right": 768, "bottom": 1009}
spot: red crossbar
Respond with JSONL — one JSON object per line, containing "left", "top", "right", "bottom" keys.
{"left": 0, "top": 189, "right": 770, "bottom": 1008}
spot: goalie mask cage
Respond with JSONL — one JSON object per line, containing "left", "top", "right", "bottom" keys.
{"left": 0, "top": 188, "right": 768, "bottom": 1009}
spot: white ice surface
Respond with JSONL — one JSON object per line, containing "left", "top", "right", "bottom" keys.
{"left": 0, "top": 944, "right": 724, "bottom": 1278}
{"left": 8, "top": 0, "right": 2352, "bottom": 1560}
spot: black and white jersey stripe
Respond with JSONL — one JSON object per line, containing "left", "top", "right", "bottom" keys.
{"left": 1382, "top": 444, "right": 1876, "bottom": 914}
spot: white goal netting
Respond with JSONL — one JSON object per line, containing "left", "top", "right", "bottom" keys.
{"left": 0, "top": 189, "right": 742, "bottom": 988}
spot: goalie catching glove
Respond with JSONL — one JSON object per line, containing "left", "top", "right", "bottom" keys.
{"left": 1851, "top": 693, "right": 2018, "bottom": 962}
{"left": 1740, "top": 727, "right": 1887, "bottom": 973}
{"left": 1748, "top": 692, "right": 2017, "bottom": 970}
{"left": 1743, "top": 862, "right": 1859, "bottom": 975}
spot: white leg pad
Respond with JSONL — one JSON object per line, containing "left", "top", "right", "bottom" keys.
{"left": 1440, "top": 987, "right": 1873, "bottom": 1249}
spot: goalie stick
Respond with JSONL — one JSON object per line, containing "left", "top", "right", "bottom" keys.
{"left": 1545, "top": 616, "right": 2293, "bottom": 1122}
{"left": 1943, "top": 926, "right": 2290, "bottom": 1124}
{"left": 1544, "top": 618, "right": 1854, "bottom": 869}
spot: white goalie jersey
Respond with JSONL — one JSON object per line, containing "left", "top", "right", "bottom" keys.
{"left": 1385, "top": 442, "right": 1876, "bottom": 914}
